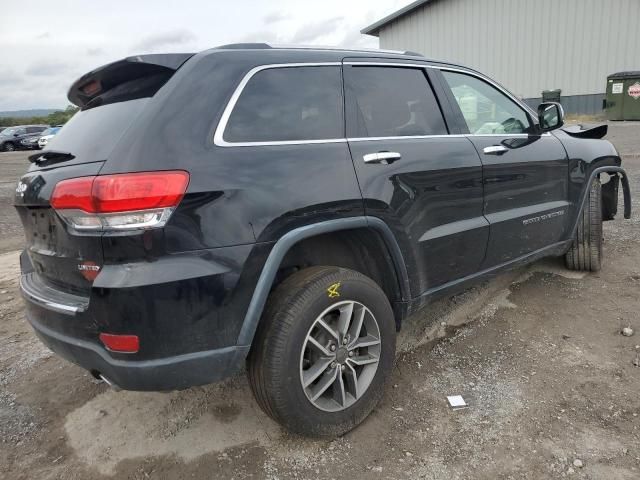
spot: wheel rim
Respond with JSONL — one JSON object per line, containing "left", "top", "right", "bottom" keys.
{"left": 299, "top": 300, "right": 381, "bottom": 412}
{"left": 5, "top": 143, "right": 14, "bottom": 151}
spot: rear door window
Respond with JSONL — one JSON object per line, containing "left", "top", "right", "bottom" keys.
{"left": 223, "top": 66, "right": 343, "bottom": 143}
{"left": 344, "top": 66, "right": 448, "bottom": 138}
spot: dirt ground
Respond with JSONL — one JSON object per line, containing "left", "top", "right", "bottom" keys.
{"left": 1, "top": 123, "right": 639, "bottom": 479}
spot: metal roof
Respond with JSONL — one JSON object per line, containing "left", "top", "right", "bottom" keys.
{"left": 361, "top": 0, "right": 434, "bottom": 36}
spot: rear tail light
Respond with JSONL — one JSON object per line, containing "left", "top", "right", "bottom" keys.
{"left": 99, "top": 333, "right": 139, "bottom": 353}
{"left": 51, "top": 171, "right": 189, "bottom": 231}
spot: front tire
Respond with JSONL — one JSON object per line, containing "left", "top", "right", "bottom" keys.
{"left": 565, "top": 178, "right": 603, "bottom": 271}
{"left": 247, "top": 266, "right": 395, "bottom": 437}
{"left": 3, "top": 142, "right": 15, "bottom": 152}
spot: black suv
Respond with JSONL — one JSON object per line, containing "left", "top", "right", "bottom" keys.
{"left": 14, "top": 45, "right": 631, "bottom": 437}
{"left": 1, "top": 125, "right": 48, "bottom": 151}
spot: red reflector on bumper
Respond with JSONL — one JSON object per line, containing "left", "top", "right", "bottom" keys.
{"left": 99, "top": 333, "right": 139, "bottom": 353}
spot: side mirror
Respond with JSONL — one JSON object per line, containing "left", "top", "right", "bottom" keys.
{"left": 537, "top": 102, "right": 564, "bottom": 132}
{"left": 13, "top": 133, "right": 20, "bottom": 137}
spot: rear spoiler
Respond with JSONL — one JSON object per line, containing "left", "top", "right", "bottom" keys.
{"left": 68, "top": 53, "right": 194, "bottom": 109}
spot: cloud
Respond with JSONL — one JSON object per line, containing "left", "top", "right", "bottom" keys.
{"left": 263, "top": 11, "right": 289, "bottom": 24}
{"left": 233, "top": 30, "right": 281, "bottom": 44}
{"left": 289, "top": 17, "right": 344, "bottom": 44}
{"left": 338, "top": 29, "right": 377, "bottom": 49}
{"left": 24, "top": 61, "right": 70, "bottom": 77}
{"left": 0, "top": 71, "right": 22, "bottom": 87}
{"left": 86, "top": 47, "right": 105, "bottom": 56}
{"left": 132, "top": 29, "right": 197, "bottom": 52}
{"left": 36, "top": 32, "right": 51, "bottom": 39}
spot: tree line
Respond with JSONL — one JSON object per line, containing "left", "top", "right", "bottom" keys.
{"left": 0, "top": 105, "right": 79, "bottom": 128}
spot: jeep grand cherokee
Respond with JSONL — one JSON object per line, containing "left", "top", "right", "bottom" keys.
{"left": 15, "top": 44, "right": 631, "bottom": 436}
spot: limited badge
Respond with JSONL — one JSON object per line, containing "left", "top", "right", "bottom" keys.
{"left": 327, "top": 282, "right": 341, "bottom": 298}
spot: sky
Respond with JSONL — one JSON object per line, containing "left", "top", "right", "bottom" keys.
{"left": 0, "top": 0, "right": 408, "bottom": 111}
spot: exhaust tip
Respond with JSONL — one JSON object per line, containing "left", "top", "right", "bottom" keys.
{"left": 94, "top": 372, "right": 121, "bottom": 391}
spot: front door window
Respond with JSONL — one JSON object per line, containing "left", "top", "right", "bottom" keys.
{"left": 442, "top": 71, "right": 533, "bottom": 135}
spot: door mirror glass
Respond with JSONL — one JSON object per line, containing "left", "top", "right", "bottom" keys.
{"left": 537, "top": 102, "right": 564, "bottom": 131}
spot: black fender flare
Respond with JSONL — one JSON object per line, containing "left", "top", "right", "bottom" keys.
{"left": 236, "top": 216, "right": 410, "bottom": 347}
{"left": 570, "top": 166, "right": 631, "bottom": 238}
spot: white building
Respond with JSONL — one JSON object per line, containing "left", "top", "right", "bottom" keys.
{"left": 362, "top": 0, "right": 640, "bottom": 114}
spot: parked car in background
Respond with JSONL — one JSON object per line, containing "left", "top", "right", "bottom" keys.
{"left": 37, "top": 126, "right": 62, "bottom": 149}
{"left": 1, "top": 125, "right": 48, "bottom": 151}
{"left": 20, "top": 133, "right": 43, "bottom": 150}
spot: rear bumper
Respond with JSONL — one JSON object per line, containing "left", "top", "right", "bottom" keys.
{"left": 18, "top": 241, "right": 264, "bottom": 391}
{"left": 26, "top": 310, "right": 248, "bottom": 391}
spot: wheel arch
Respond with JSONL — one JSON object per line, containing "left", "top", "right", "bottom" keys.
{"left": 236, "top": 216, "right": 411, "bottom": 348}
{"left": 570, "top": 166, "right": 631, "bottom": 239}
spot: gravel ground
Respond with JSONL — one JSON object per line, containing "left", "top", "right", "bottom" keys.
{"left": 0, "top": 151, "right": 28, "bottom": 254}
{"left": 1, "top": 123, "right": 639, "bottom": 479}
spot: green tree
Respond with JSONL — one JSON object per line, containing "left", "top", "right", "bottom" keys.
{"left": 0, "top": 105, "right": 79, "bottom": 128}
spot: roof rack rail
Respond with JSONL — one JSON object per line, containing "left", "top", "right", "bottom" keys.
{"left": 266, "top": 44, "right": 424, "bottom": 56}
{"left": 215, "top": 43, "right": 273, "bottom": 50}
{"left": 211, "top": 43, "right": 424, "bottom": 57}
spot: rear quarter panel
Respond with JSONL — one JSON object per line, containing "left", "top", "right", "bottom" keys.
{"left": 100, "top": 49, "right": 364, "bottom": 250}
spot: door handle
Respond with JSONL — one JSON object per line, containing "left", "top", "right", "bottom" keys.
{"left": 483, "top": 145, "right": 509, "bottom": 155}
{"left": 363, "top": 151, "right": 402, "bottom": 164}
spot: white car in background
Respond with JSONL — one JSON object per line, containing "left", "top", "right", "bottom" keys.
{"left": 37, "top": 126, "right": 62, "bottom": 149}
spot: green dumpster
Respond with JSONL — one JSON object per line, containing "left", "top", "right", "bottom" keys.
{"left": 542, "top": 89, "right": 561, "bottom": 104}
{"left": 605, "top": 71, "right": 640, "bottom": 121}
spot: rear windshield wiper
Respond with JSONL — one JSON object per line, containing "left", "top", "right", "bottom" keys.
{"left": 29, "top": 150, "right": 76, "bottom": 165}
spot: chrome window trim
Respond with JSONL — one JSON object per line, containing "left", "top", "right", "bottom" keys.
{"left": 433, "top": 65, "right": 539, "bottom": 119}
{"left": 344, "top": 61, "right": 538, "bottom": 118}
{"left": 213, "top": 62, "right": 345, "bottom": 147}
{"left": 343, "top": 61, "right": 429, "bottom": 68}
{"left": 215, "top": 61, "right": 549, "bottom": 147}
{"left": 348, "top": 134, "right": 466, "bottom": 142}
{"left": 346, "top": 133, "right": 547, "bottom": 142}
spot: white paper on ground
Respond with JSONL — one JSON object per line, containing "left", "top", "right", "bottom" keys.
{"left": 447, "top": 395, "right": 468, "bottom": 409}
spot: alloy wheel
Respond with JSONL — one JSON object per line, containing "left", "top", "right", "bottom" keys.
{"left": 299, "top": 300, "right": 381, "bottom": 412}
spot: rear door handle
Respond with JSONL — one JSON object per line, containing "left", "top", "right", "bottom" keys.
{"left": 363, "top": 151, "right": 402, "bottom": 164}
{"left": 483, "top": 145, "right": 509, "bottom": 155}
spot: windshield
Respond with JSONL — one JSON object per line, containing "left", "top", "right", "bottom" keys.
{"left": 1, "top": 128, "right": 17, "bottom": 136}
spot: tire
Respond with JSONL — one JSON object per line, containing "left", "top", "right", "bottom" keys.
{"left": 247, "top": 266, "right": 396, "bottom": 437}
{"left": 565, "top": 178, "right": 603, "bottom": 271}
{"left": 3, "top": 142, "right": 15, "bottom": 152}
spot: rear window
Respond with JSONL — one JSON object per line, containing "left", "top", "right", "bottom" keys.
{"left": 223, "top": 66, "right": 343, "bottom": 143}
{"left": 45, "top": 99, "right": 148, "bottom": 162}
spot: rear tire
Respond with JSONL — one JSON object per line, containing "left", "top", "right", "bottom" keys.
{"left": 565, "top": 178, "right": 603, "bottom": 271}
{"left": 247, "top": 266, "right": 395, "bottom": 437}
